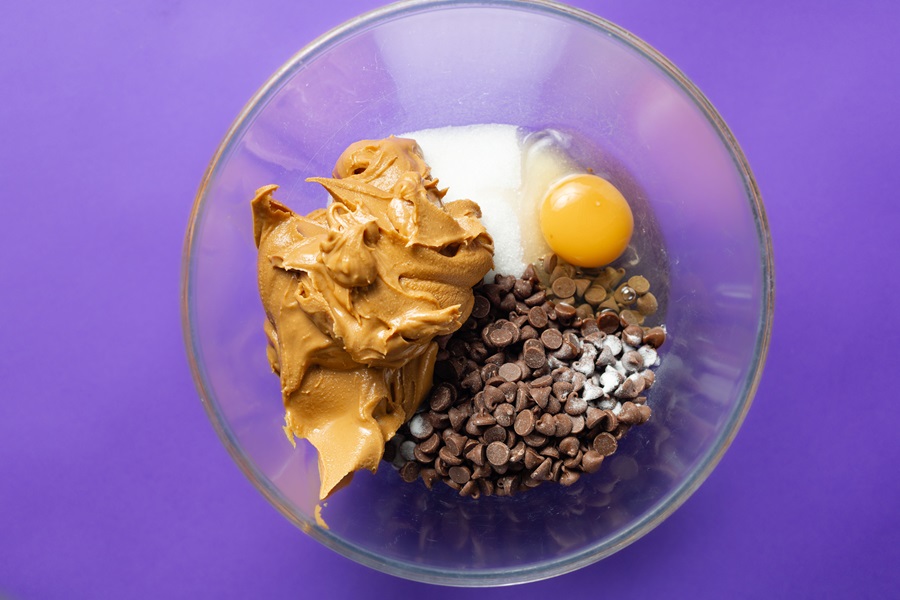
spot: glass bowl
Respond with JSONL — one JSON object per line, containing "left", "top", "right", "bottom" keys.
{"left": 181, "top": 0, "right": 774, "bottom": 586}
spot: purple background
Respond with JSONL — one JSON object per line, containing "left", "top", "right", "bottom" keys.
{"left": 1, "top": 0, "right": 898, "bottom": 598}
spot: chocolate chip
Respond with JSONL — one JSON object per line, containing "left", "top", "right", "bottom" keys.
{"left": 448, "top": 406, "right": 468, "bottom": 431}
{"left": 485, "top": 351, "right": 507, "bottom": 366}
{"left": 540, "top": 328, "right": 563, "bottom": 350}
{"left": 544, "top": 254, "right": 558, "bottom": 273}
{"left": 545, "top": 394, "right": 562, "bottom": 415}
{"left": 480, "top": 363, "right": 500, "bottom": 382}
{"left": 550, "top": 459, "right": 563, "bottom": 481}
{"left": 551, "top": 276, "right": 577, "bottom": 298}
{"left": 500, "top": 320, "right": 520, "bottom": 344}
{"left": 603, "top": 410, "right": 619, "bottom": 432}
{"left": 574, "top": 278, "right": 591, "bottom": 298}
{"left": 420, "top": 467, "right": 439, "bottom": 488}
{"left": 471, "top": 294, "right": 491, "bottom": 319}
{"left": 522, "top": 339, "right": 546, "bottom": 369}
{"left": 597, "top": 311, "right": 621, "bottom": 334}
{"left": 472, "top": 462, "right": 492, "bottom": 479}
{"left": 552, "top": 381, "right": 574, "bottom": 398}
{"left": 581, "top": 450, "right": 604, "bottom": 473}
{"left": 488, "top": 327, "right": 513, "bottom": 348}
{"left": 564, "top": 394, "right": 587, "bottom": 416}
{"left": 524, "top": 446, "right": 543, "bottom": 469}
{"left": 527, "top": 305, "right": 548, "bottom": 329}
{"left": 469, "top": 413, "right": 496, "bottom": 427}
{"left": 622, "top": 350, "right": 644, "bottom": 372}
{"left": 563, "top": 450, "right": 583, "bottom": 469}
{"left": 500, "top": 293, "right": 517, "bottom": 313}
{"left": 407, "top": 414, "right": 433, "bottom": 440}
{"left": 622, "top": 325, "right": 644, "bottom": 347}
{"left": 598, "top": 297, "right": 619, "bottom": 312}
{"left": 400, "top": 461, "right": 420, "bottom": 483}
{"left": 449, "top": 465, "right": 472, "bottom": 484}
{"left": 417, "top": 432, "right": 440, "bottom": 455}
{"left": 637, "top": 404, "right": 652, "bottom": 423}
{"left": 530, "top": 457, "right": 553, "bottom": 481}
{"left": 584, "top": 286, "right": 607, "bottom": 306}
{"left": 613, "top": 423, "right": 631, "bottom": 440}
{"left": 495, "top": 274, "right": 515, "bottom": 293}
{"left": 619, "top": 310, "right": 643, "bottom": 326}
{"left": 560, "top": 469, "right": 581, "bottom": 486}
{"left": 552, "top": 342, "right": 578, "bottom": 361}
{"left": 524, "top": 289, "right": 547, "bottom": 307}
{"left": 542, "top": 302, "right": 557, "bottom": 321}
{"left": 531, "top": 385, "right": 551, "bottom": 409}
{"left": 596, "top": 346, "right": 615, "bottom": 367}
{"left": 540, "top": 445, "right": 560, "bottom": 459}
{"left": 593, "top": 432, "right": 618, "bottom": 456}
{"left": 439, "top": 446, "right": 463, "bottom": 466}
{"left": 499, "top": 381, "right": 517, "bottom": 402}
{"left": 465, "top": 442, "right": 486, "bottom": 466}
{"left": 460, "top": 479, "right": 480, "bottom": 497}
{"left": 461, "top": 369, "right": 483, "bottom": 393}
{"left": 617, "top": 374, "right": 643, "bottom": 399}
{"left": 535, "top": 413, "right": 556, "bottom": 436}
{"left": 585, "top": 407, "right": 605, "bottom": 429}
{"left": 514, "top": 386, "right": 531, "bottom": 411}
{"left": 559, "top": 436, "right": 580, "bottom": 457}
{"left": 482, "top": 385, "right": 505, "bottom": 409}
{"left": 513, "top": 278, "right": 533, "bottom": 299}
{"left": 514, "top": 409, "right": 536, "bottom": 436}
{"left": 575, "top": 304, "right": 594, "bottom": 322}
{"left": 519, "top": 324, "right": 538, "bottom": 341}
{"left": 642, "top": 326, "right": 667, "bottom": 348}
{"left": 413, "top": 444, "right": 435, "bottom": 463}
{"left": 571, "top": 372, "right": 586, "bottom": 392}
{"left": 498, "top": 362, "right": 522, "bottom": 382}
{"left": 617, "top": 401, "right": 642, "bottom": 425}
{"left": 627, "top": 275, "right": 650, "bottom": 295}
{"left": 531, "top": 374, "right": 553, "bottom": 388}
{"left": 555, "top": 302, "right": 577, "bottom": 323}
{"left": 636, "top": 292, "right": 658, "bottom": 316}
{"left": 483, "top": 424, "right": 507, "bottom": 444}
{"left": 570, "top": 414, "right": 585, "bottom": 435}
{"left": 523, "top": 432, "right": 548, "bottom": 447}
{"left": 493, "top": 403, "right": 515, "bottom": 427}
{"left": 554, "top": 413, "right": 574, "bottom": 437}
{"left": 486, "top": 441, "right": 511, "bottom": 466}
{"left": 429, "top": 383, "right": 455, "bottom": 411}
{"left": 509, "top": 441, "right": 526, "bottom": 463}
{"left": 522, "top": 263, "right": 538, "bottom": 282}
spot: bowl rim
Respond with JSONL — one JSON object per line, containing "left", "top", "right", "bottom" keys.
{"left": 181, "top": 0, "right": 775, "bottom": 586}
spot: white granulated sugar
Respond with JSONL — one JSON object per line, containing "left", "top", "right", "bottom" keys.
{"left": 401, "top": 124, "right": 526, "bottom": 278}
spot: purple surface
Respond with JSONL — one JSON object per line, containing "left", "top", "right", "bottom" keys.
{"left": 1, "top": 0, "right": 897, "bottom": 598}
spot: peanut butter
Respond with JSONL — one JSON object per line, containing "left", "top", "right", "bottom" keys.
{"left": 252, "top": 137, "right": 493, "bottom": 499}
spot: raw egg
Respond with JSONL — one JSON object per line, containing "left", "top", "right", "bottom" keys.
{"left": 539, "top": 173, "right": 633, "bottom": 267}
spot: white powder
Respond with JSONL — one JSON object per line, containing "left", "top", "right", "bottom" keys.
{"left": 401, "top": 125, "right": 579, "bottom": 279}
{"left": 401, "top": 124, "right": 526, "bottom": 278}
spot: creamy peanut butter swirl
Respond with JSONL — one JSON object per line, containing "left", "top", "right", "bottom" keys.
{"left": 252, "top": 137, "right": 493, "bottom": 499}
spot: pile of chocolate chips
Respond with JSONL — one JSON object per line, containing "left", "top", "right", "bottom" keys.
{"left": 385, "top": 257, "right": 666, "bottom": 498}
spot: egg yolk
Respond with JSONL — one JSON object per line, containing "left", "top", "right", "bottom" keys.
{"left": 539, "top": 173, "right": 634, "bottom": 268}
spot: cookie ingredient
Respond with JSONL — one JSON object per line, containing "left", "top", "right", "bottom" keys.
{"left": 253, "top": 137, "right": 493, "bottom": 499}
